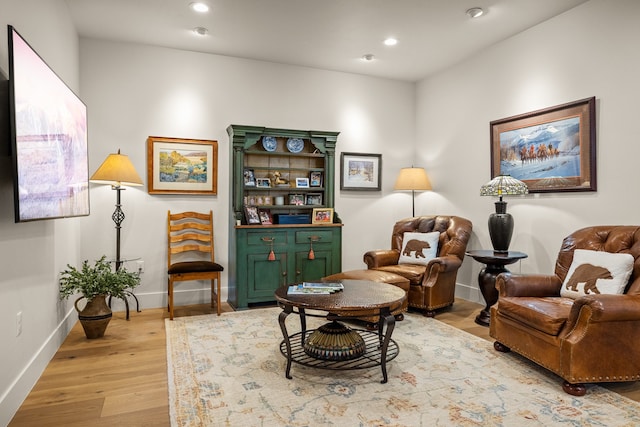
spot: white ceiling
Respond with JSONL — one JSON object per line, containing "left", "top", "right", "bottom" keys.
{"left": 65, "top": 0, "right": 588, "bottom": 82}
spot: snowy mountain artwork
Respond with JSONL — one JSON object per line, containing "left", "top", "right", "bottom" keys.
{"left": 490, "top": 97, "right": 596, "bottom": 193}
{"left": 499, "top": 117, "right": 580, "bottom": 181}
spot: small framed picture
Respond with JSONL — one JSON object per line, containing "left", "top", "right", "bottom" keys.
{"left": 309, "top": 171, "right": 323, "bottom": 187}
{"left": 289, "top": 194, "right": 305, "bottom": 205}
{"left": 295, "top": 177, "right": 310, "bottom": 188}
{"left": 306, "top": 193, "right": 322, "bottom": 206}
{"left": 312, "top": 208, "right": 334, "bottom": 224}
{"left": 340, "top": 152, "right": 382, "bottom": 191}
{"left": 244, "top": 169, "right": 256, "bottom": 187}
{"left": 258, "top": 209, "right": 273, "bottom": 225}
{"left": 256, "top": 178, "right": 271, "bottom": 188}
{"left": 244, "top": 206, "right": 260, "bottom": 225}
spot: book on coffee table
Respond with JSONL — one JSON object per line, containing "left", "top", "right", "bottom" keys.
{"left": 287, "top": 282, "right": 344, "bottom": 295}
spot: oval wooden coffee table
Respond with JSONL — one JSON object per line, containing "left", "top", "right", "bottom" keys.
{"left": 274, "top": 279, "right": 406, "bottom": 383}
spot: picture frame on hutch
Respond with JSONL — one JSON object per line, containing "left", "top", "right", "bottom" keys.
{"left": 312, "top": 208, "right": 334, "bottom": 224}
{"left": 490, "top": 97, "right": 596, "bottom": 193}
{"left": 244, "top": 206, "right": 260, "bottom": 225}
{"left": 340, "top": 152, "right": 382, "bottom": 191}
{"left": 258, "top": 209, "right": 273, "bottom": 225}
{"left": 147, "top": 136, "right": 218, "bottom": 195}
{"left": 256, "top": 178, "right": 271, "bottom": 188}
{"left": 309, "top": 171, "right": 323, "bottom": 187}
{"left": 295, "top": 177, "right": 310, "bottom": 188}
{"left": 244, "top": 169, "right": 256, "bottom": 187}
{"left": 306, "top": 193, "right": 322, "bottom": 206}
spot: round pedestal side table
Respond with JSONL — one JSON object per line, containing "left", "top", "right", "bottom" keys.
{"left": 466, "top": 250, "right": 528, "bottom": 327}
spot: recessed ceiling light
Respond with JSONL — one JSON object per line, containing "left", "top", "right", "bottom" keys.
{"left": 190, "top": 2, "right": 209, "bottom": 13}
{"left": 361, "top": 54, "right": 375, "bottom": 61}
{"left": 466, "top": 7, "right": 484, "bottom": 19}
{"left": 384, "top": 38, "right": 398, "bottom": 46}
{"left": 193, "top": 26, "right": 209, "bottom": 36}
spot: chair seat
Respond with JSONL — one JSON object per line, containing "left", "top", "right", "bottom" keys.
{"left": 497, "top": 296, "right": 574, "bottom": 336}
{"left": 373, "top": 264, "right": 426, "bottom": 286}
{"left": 168, "top": 261, "right": 224, "bottom": 275}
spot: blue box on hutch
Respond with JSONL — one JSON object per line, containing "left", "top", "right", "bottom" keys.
{"left": 274, "top": 214, "right": 310, "bottom": 224}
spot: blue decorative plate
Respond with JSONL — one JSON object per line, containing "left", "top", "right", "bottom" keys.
{"left": 286, "top": 138, "right": 304, "bottom": 153}
{"left": 262, "top": 136, "right": 277, "bottom": 152}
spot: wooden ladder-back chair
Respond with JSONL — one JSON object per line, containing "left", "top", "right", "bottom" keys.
{"left": 167, "top": 210, "right": 224, "bottom": 319}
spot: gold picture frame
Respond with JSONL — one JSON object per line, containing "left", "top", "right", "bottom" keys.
{"left": 312, "top": 208, "right": 334, "bottom": 224}
{"left": 147, "top": 136, "right": 218, "bottom": 195}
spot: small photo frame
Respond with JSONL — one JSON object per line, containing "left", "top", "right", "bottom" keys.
{"left": 289, "top": 194, "right": 305, "bottom": 205}
{"left": 244, "top": 169, "right": 256, "bottom": 187}
{"left": 295, "top": 177, "right": 310, "bottom": 188}
{"left": 312, "top": 208, "right": 334, "bottom": 224}
{"left": 258, "top": 209, "right": 273, "bottom": 225}
{"left": 256, "top": 178, "right": 271, "bottom": 188}
{"left": 309, "top": 171, "right": 323, "bottom": 187}
{"left": 244, "top": 206, "right": 260, "bottom": 225}
{"left": 306, "top": 193, "right": 322, "bottom": 206}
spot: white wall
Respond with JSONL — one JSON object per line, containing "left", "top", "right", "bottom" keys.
{"left": 78, "top": 39, "right": 416, "bottom": 309}
{"left": 416, "top": 0, "right": 640, "bottom": 301}
{"left": 0, "top": 1, "right": 82, "bottom": 424}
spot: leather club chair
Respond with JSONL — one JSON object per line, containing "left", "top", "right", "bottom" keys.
{"left": 363, "top": 215, "right": 473, "bottom": 317}
{"left": 490, "top": 225, "right": 640, "bottom": 396}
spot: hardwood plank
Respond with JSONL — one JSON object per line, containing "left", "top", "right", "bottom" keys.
{"left": 8, "top": 299, "right": 640, "bottom": 426}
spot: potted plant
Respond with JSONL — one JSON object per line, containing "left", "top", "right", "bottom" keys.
{"left": 59, "top": 256, "right": 141, "bottom": 339}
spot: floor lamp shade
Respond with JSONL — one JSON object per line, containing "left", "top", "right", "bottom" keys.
{"left": 480, "top": 174, "right": 528, "bottom": 253}
{"left": 394, "top": 167, "right": 432, "bottom": 217}
{"left": 90, "top": 150, "right": 143, "bottom": 187}
{"left": 90, "top": 149, "right": 143, "bottom": 270}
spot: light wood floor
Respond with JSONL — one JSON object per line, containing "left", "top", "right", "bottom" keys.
{"left": 9, "top": 299, "right": 640, "bottom": 426}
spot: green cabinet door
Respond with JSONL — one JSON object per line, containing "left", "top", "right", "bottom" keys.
{"left": 230, "top": 226, "right": 342, "bottom": 309}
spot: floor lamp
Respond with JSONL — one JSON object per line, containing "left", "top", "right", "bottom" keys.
{"left": 394, "top": 167, "right": 432, "bottom": 217}
{"left": 90, "top": 149, "right": 143, "bottom": 271}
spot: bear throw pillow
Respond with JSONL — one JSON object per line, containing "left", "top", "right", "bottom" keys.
{"left": 398, "top": 231, "right": 439, "bottom": 266}
{"left": 560, "top": 249, "right": 634, "bottom": 299}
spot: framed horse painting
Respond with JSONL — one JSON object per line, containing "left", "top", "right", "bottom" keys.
{"left": 489, "top": 97, "right": 596, "bottom": 193}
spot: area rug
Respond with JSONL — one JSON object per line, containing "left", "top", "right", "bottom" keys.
{"left": 166, "top": 308, "right": 640, "bottom": 426}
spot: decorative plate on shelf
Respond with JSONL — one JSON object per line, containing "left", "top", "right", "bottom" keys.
{"left": 262, "top": 136, "right": 277, "bottom": 152}
{"left": 286, "top": 138, "right": 305, "bottom": 153}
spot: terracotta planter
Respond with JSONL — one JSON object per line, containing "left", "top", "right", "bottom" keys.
{"left": 75, "top": 294, "right": 112, "bottom": 339}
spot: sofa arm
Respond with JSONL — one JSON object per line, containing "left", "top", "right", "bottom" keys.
{"left": 569, "top": 294, "right": 640, "bottom": 323}
{"left": 427, "top": 255, "right": 462, "bottom": 274}
{"left": 496, "top": 272, "right": 562, "bottom": 297}
{"left": 363, "top": 250, "right": 399, "bottom": 269}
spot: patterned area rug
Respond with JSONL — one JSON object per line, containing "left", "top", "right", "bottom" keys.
{"left": 166, "top": 308, "right": 640, "bottom": 426}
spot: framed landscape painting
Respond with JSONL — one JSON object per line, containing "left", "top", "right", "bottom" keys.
{"left": 490, "top": 97, "right": 596, "bottom": 193}
{"left": 147, "top": 136, "right": 218, "bottom": 195}
{"left": 340, "top": 152, "right": 382, "bottom": 191}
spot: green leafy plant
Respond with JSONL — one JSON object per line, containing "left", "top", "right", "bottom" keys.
{"left": 59, "top": 256, "right": 141, "bottom": 301}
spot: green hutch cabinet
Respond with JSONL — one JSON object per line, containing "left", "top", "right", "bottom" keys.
{"left": 227, "top": 125, "right": 342, "bottom": 309}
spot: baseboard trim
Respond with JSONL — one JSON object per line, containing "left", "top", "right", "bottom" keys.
{"left": 0, "top": 308, "right": 76, "bottom": 426}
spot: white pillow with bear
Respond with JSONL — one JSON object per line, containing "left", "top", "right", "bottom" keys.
{"left": 398, "top": 232, "right": 439, "bottom": 266}
{"left": 560, "top": 249, "right": 634, "bottom": 299}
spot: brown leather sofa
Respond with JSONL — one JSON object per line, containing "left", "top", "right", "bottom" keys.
{"left": 363, "top": 215, "right": 473, "bottom": 316}
{"left": 490, "top": 226, "right": 640, "bottom": 396}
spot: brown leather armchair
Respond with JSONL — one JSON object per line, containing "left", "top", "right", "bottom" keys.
{"left": 363, "top": 215, "right": 473, "bottom": 317}
{"left": 490, "top": 226, "right": 640, "bottom": 396}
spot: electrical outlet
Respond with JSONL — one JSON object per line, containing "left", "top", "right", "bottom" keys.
{"left": 16, "top": 311, "right": 22, "bottom": 336}
{"left": 136, "top": 260, "right": 144, "bottom": 274}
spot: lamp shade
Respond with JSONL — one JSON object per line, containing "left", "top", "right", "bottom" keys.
{"left": 90, "top": 149, "right": 143, "bottom": 187}
{"left": 480, "top": 174, "right": 528, "bottom": 199}
{"left": 394, "top": 167, "right": 432, "bottom": 191}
